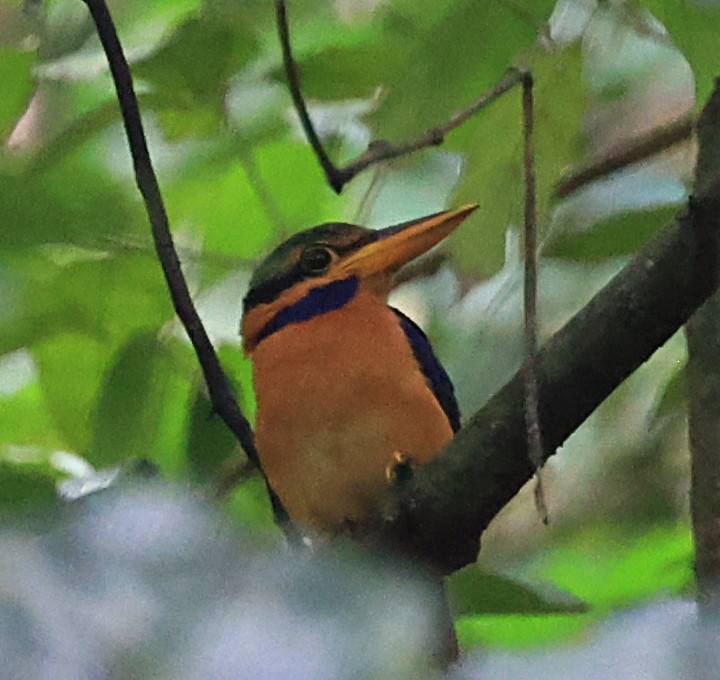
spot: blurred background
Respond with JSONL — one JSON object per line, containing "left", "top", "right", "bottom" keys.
{"left": 0, "top": 0, "right": 717, "bottom": 667}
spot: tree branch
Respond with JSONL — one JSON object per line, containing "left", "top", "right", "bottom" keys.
{"left": 275, "top": 0, "right": 339, "bottom": 189}
{"left": 86, "top": 0, "right": 720, "bottom": 576}
{"left": 685, "top": 79, "right": 720, "bottom": 614}
{"left": 686, "top": 295, "right": 720, "bottom": 613}
{"left": 80, "top": 0, "right": 296, "bottom": 540}
{"left": 554, "top": 114, "right": 695, "bottom": 199}
{"left": 378, "top": 84, "right": 720, "bottom": 573}
{"left": 520, "top": 71, "right": 547, "bottom": 524}
{"left": 275, "top": 0, "right": 524, "bottom": 193}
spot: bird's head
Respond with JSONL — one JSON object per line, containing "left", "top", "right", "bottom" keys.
{"left": 240, "top": 204, "right": 477, "bottom": 353}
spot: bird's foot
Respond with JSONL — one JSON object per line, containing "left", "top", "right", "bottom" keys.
{"left": 385, "top": 450, "right": 415, "bottom": 486}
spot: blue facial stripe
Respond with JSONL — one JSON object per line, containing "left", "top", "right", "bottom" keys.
{"left": 392, "top": 308, "right": 461, "bottom": 433}
{"left": 257, "top": 276, "right": 360, "bottom": 344}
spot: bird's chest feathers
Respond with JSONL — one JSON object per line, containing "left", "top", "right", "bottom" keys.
{"left": 252, "top": 292, "right": 420, "bottom": 427}
{"left": 249, "top": 289, "right": 452, "bottom": 531}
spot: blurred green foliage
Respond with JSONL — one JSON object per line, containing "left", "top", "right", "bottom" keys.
{"left": 0, "top": 0, "right": 716, "bottom": 655}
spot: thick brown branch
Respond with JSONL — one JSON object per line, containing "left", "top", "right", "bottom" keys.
{"left": 81, "top": 0, "right": 296, "bottom": 540}
{"left": 554, "top": 115, "right": 695, "bottom": 199}
{"left": 379, "top": 97, "right": 720, "bottom": 571}
{"left": 275, "top": 0, "right": 523, "bottom": 192}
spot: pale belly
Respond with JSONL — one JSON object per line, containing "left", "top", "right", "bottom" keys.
{"left": 250, "top": 296, "right": 453, "bottom": 534}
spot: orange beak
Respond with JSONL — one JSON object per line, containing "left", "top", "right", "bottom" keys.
{"left": 336, "top": 204, "right": 478, "bottom": 279}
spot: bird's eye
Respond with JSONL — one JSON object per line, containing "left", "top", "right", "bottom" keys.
{"left": 300, "top": 246, "right": 334, "bottom": 276}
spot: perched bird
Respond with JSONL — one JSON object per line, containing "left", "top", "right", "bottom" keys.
{"left": 241, "top": 205, "right": 477, "bottom": 537}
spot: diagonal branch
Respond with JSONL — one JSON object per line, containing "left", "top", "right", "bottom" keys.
{"left": 554, "top": 114, "right": 695, "bottom": 199}
{"left": 80, "top": 0, "right": 297, "bottom": 541}
{"left": 275, "top": 0, "right": 523, "bottom": 193}
{"left": 377, "top": 83, "right": 720, "bottom": 574}
{"left": 383, "top": 194, "right": 720, "bottom": 572}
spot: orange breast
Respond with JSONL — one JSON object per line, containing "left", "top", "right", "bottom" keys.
{"left": 248, "top": 288, "right": 453, "bottom": 535}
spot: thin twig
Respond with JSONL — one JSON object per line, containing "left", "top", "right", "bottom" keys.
{"left": 216, "top": 457, "right": 257, "bottom": 499}
{"left": 80, "top": 0, "right": 297, "bottom": 540}
{"left": 80, "top": 0, "right": 255, "bottom": 461}
{"left": 275, "top": 0, "right": 339, "bottom": 189}
{"left": 554, "top": 115, "right": 695, "bottom": 199}
{"left": 275, "top": 0, "right": 524, "bottom": 193}
{"left": 339, "top": 69, "right": 524, "bottom": 181}
{"left": 521, "top": 72, "right": 548, "bottom": 524}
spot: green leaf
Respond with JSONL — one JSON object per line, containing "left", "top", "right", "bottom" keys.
{"left": 137, "top": 16, "right": 256, "bottom": 100}
{"left": 135, "top": 14, "right": 258, "bottom": 138}
{"left": 372, "top": 0, "right": 556, "bottom": 138}
{"left": 696, "top": 66, "right": 720, "bottom": 195}
{"left": 216, "top": 344, "right": 256, "bottom": 418}
{"left": 165, "top": 151, "right": 274, "bottom": 258}
{"left": 641, "top": 0, "right": 720, "bottom": 104}
{"left": 525, "top": 524, "right": 693, "bottom": 609}
{"left": 452, "top": 45, "right": 587, "bottom": 274}
{"left": 456, "top": 611, "right": 592, "bottom": 649}
{"left": 0, "top": 461, "right": 59, "bottom": 521}
{"left": 37, "top": 0, "right": 203, "bottom": 71}
{"left": 0, "top": 158, "right": 142, "bottom": 249}
{"left": 283, "top": 9, "right": 400, "bottom": 100}
{"left": 186, "top": 344, "right": 255, "bottom": 483}
{"left": 457, "top": 524, "right": 693, "bottom": 650}
{"left": 34, "top": 332, "right": 107, "bottom": 452}
{"left": 224, "top": 473, "right": 275, "bottom": 534}
{"left": 546, "top": 204, "right": 679, "bottom": 260}
{"left": 185, "top": 388, "right": 238, "bottom": 484}
{"left": 650, "top": 359, "right": 687, "bottom": 424}
{"left": 0, "top": 380, "right": 61, "bottom": 451}
{"left": 89, "top": 333, "right": 193, "bottom": 472}
{"left": 0, "top": 251, "right": 169, "bottom": 356}
{"left": 0, "top": 46, "right": 35, "bottom": 143}
{"left": 165, "top": 138, "right": 341, "bottom": 259}
{"left": 447, "top": 564, "right": 588, "bottom": 617}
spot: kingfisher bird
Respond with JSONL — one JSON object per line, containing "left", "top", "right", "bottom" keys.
{"left": 241, "top": 205, "right": 477, "bottom": 537}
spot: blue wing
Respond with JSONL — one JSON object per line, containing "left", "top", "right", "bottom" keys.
{"left": 391, "top": 308, "right": 461, "bottom": 433}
